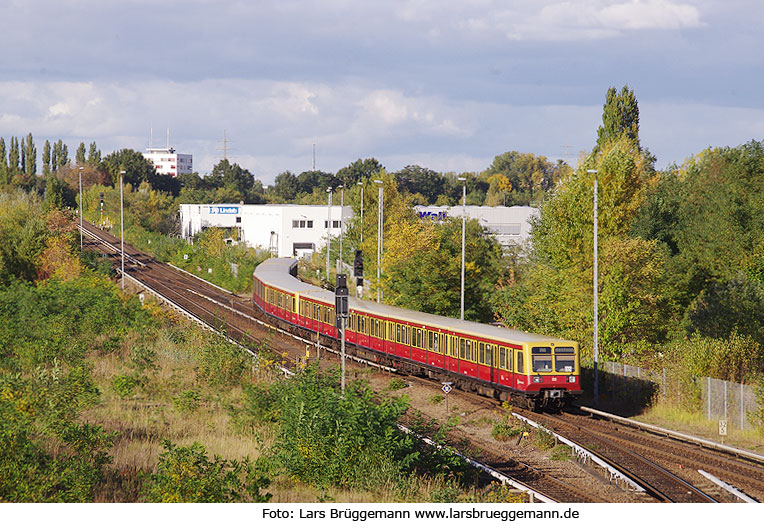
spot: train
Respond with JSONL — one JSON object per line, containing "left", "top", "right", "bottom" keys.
{"left": 252, "top": 258, "right": 581, "bottom": 409}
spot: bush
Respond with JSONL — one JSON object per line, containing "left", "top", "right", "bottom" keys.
{"left": 386, "top": 378, "right": 408, "bottom": 391}
{"left": 112, "top": 374, "right": 143, "bottom": 398}
{"left": 491, "top": 415, "right": 523, "bottom": 441}
{"left": 140, "top": 440, "right": 271, "bottom": 502}
{"left": 173, "top": 390, "right": 201, "bottom": 413}
{"left": 195, "top": 336, "right": 251, "bottom": 387}
{"left": 249, "top": 366, "right": 470, "bottom": 493}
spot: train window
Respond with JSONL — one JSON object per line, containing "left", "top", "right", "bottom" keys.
{"left": 478, "top": 343, "right": 485, "bottom": 364}
{"left": 486, "top": 344, "right": 493, "bottom": 367}
{"left": 459, "top": 339, "right": 465, "bottom": 359}
{"left": 531, "top": 347, "right": 553, "bottom": 372}
{"left": 516, "top": 350, "right": 524, "bottom": 373}
{"left": 466, "top": 340, "right": 472, "bottom": 361}
{"left": 434, "top": 333, "right": 440, "bottom": 353}
{"left": 396, "top": 324, "right": 401, "bottom": 342}
{"left": 403, "top": 326, "right": 409, "bottom": 345}
{"left": 499, "top": 347, "right": 506, "bottom": 369}
{"left": 554, "top": 347, "right": 575, "bottom": 372}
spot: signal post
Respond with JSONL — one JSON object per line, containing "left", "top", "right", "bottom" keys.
{"left": 335, "top": 274, "right": 349, "bottom": 394}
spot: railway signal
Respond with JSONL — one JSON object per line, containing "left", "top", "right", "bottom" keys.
{"left": 335, "top": 273, "right": 349, "bottom": 394}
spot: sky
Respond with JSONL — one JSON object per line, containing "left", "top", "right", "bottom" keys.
{"left": 2, "top": 0, "right": 763, "bottom": 184}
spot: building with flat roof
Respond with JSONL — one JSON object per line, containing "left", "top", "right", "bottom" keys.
{"left": 143, "top": 147, "right": 193, "bottom": 177}
{"left": 179, "top": 203, "right": 353, "bottom": 258}
{"left": 414, "top": 205, "right": 538, "bottom": 251}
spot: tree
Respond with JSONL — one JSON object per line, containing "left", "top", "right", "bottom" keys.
{"left": 206, "top": 159, "right": 265, "bottom": 203}
{"left": 335, "top": 158, "right": 385, "bottom": 187}
{"left": 43, "top": 140, "right": 51, "bottom": 176}
{"left": 102, "top": 149, "right": 157, "bottom": 188}
{"left": 8, "top": 137, "right": 20, "bottom": 175}
{"left": 0, "top": 138, "right": 7, "bottom": 184}
{"left": 87, "top": 142, "right": 101, "bottom": 164}
{"left": 596, "top": 85, "right": 640, "bottom": 150}
{"left": 395, "top": 165, "right": 445, "bottom": 205}
{"left": 485, "top": 151, "right": 567, "bottom": 206}
{"left": 271, "top": 170, "right": 298, "bottom": 201}
{"left": 24, "top": 133, "right": 36, "bottom": 176}
{"left": 76, "top": 142, "right": 86, "bottom": 165}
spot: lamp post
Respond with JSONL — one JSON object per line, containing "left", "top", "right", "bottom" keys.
{"left": 120, "top": 170, "right": 126, "bottom": 291}
{"left": 587, "top": 168, "right": 599, "bottom": 406}
{"left": 78, "top": 166, "right": 84, "bottom": 251}
{"left": 374, "top": 179, "right": 383, "bottom": 303}
{"left": 357, "top": 180, "right": 364, "bottom": 245}
{"left": 458, "top": 176, "right": 466, "bottom": 320}
{"left": 326, "top": 187, "right": 333, "bottom": 282}
{"left": 338, "top": 185, "right": 344, "bottom": 272}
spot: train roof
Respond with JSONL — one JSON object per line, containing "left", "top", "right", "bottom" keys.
{"left": 254, "top": 258, "right": 575, "bottom": 346}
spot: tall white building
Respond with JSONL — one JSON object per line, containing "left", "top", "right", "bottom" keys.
{"left": 179, "top": 204, "right": 352, "bottom": 258}
{"left": 143, "top": 147, "right": 193, "bottom": 177}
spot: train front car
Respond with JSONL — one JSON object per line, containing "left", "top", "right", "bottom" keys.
{"left": 515, "top": 342, "right": 581, "bottom": 409}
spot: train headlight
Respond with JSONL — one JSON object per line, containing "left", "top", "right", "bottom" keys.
{"left": 567, "top": 375, "right": 577, "bottom": 383}
{"left": 532, "top": 376, "right": 542, "bottom": 383}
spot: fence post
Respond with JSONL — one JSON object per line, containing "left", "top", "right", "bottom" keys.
{"left": 707, "top": 377, "right": 711, "bottom": 420}
{"left": 741, "top": 382, "right": 745, "bottom": 430}
{"left": 724, "top": 380, "right": 728, "bottom": 421}
{"left": 662, "top": 368, "right": 666, "bottom": 399}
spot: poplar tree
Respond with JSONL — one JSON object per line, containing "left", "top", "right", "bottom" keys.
{"left": 9, "top": 137, "right": 20, "bottom": 175}
{"left": 0, "top": 138, "right": 7, "bottom": 183}
{"left": 87, "top": 142, "right": 101, "bottom": 164}
{"left": 20, "top": 137, "right": 26, "bottom": 174}
{"left": 43, "top": 140, "right": 51, "bottom": 175}
{"left": 596, "top": 85, "right": 640, "bottom": 150}
{"left": 75, "top": 142, "right": 86, "bottom": 165}
{"left": 24, "top": 133, "right": 36, "bottom": 175}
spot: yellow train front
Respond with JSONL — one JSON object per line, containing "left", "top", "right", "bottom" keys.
{"left": 253, "top": 258, "right": 581, "bottom": 409}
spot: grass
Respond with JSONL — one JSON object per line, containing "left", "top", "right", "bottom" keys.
{"left": 633, "top": 401, "right": 764, "bottom": 451}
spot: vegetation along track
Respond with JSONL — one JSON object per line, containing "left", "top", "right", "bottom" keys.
{"left": 81, "top": 222, "right": 620, "bottom": 502}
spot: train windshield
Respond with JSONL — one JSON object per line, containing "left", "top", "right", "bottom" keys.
{"left": 531, "top": 347, "right": 553, "bottom": 372}
{"left": 554, "top": 347, "right": 576, "bottom": 372}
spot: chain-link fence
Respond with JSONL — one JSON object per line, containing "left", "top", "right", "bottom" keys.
{"left": 601, "top": 361, "right": 762, "bottom": 431}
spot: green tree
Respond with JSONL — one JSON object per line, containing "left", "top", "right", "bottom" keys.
{"left": 0, "top": 138, "right": 7, "bottom": 184}
{"left": 596, "top": 85, "right": 640, "bottom": 150}
{"left": 395, "top": 165, "right": 445, "bottom": 204}
{"left": 271, "top": 170, "right": 298, "bottom": 201}
{"left": 485, "top": 151, "right": 568, "bottom": 205}
{"left": 335, "top": 158, "right": 385, "bottom": 187}
{"left": 42, "top": 140, "right": 51, "bottom": 176}
{"left": 87, "top": 142, "right": 101, "bottom": 164}
{"left": 9, "top": 137, "right": 20, "bottom": 176}
{"left": 102, "top": 148, "right": 157, "bottom": 188}
{"left": 75, "top": 142, "right": 86, "bottom": 165}
{"left": 206, "top": 159, "right": 266, "bottom": 203}
{"left": 24, "top": 133, "right": 36, "bottom": 176}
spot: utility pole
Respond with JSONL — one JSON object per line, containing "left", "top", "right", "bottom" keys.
{"left": 78, "top": 167, "right": 84, "bottom": 251}
{"left": 587, "top": 169, "right": 599, "bottom": 406}
{"left": 326, "top": 187, "right": 333, "bottom": 282}
{"left": 120, "top": 170, "right": 126, "bottom": 291}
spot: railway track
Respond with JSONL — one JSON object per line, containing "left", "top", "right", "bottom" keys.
{"left": 81, "top": 222, "right": 764, "bottom": 503}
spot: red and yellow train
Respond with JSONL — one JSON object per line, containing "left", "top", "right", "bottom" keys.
{"left": 253, "top": 258, "right": 581, "bottom": 408}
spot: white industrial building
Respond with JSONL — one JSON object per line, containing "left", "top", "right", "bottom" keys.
{"left": 179, "top": 204, "right": 352, "bottom": 257}
{"left": 414, "top": 205, "right": 538, "bottom": 250}
{"left": 143, "top": 147, "right": 193, "bottom": 177}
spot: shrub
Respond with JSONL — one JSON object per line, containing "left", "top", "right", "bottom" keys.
{"left": 491, "top": 415, "right": 523, "bottom": 441}
{"left": 429, "top": 393, "right": 444, "bottom": 404}
{"left": 195, "top": 336, "right": 251, "bottom": 387}
{"left": 386, "top": 378, "right": 408, "bottom": 391}
{"left": 173, "top": 390, "right": 202, "bottom": 413}
{"left": 112, "top": 374, "right": 143, "bottom": 398}
{"left": 140, "top": 440, "right": 271, "bottom": 502}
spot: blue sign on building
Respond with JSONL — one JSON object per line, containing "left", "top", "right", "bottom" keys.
{"left": 209, "top": 206, "right": 239, "bottom": 215}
